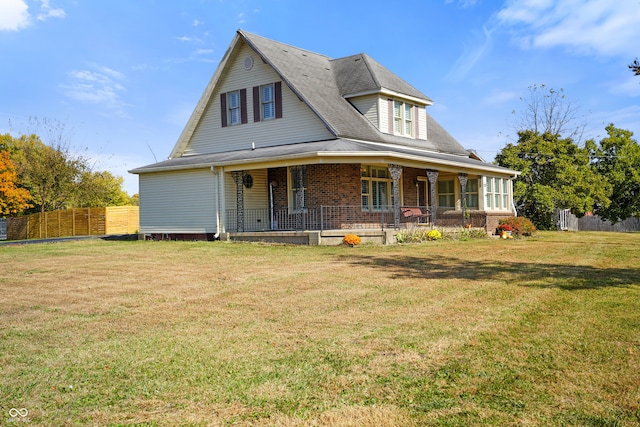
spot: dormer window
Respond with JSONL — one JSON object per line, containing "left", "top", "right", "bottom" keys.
{"left": 393, "top": 100, "right": 413, "bottom": 137}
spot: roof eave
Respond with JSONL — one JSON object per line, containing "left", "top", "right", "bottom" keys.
{"left": 342, "top": 87, "right": 433, "bottom": 106}
{"left": 131, "top": 150, "right": 520, "bottom": 177}
{"left": 168, "top": 33, "right": 243, "bottom": 159}
{"left": 238, "top": 30, "right": 339, "bottom": 138}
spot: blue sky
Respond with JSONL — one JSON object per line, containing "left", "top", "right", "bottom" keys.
{"left": 1, "top": 0, "right": 639, "bottom": 196}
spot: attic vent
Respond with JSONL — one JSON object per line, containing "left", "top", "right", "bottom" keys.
{"left": 243, "top": 56, "right": 254, "bottom": 70}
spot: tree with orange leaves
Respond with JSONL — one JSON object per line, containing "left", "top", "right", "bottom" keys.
{"left": 0, "top": 150, "right": 32, "bottom": 216}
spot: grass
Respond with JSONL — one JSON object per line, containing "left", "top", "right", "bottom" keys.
{"left": 0, "top": 232, "right": 639, "bottom": 426}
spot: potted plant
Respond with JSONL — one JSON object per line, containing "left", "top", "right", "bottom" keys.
{"left": 497, "top": 223, "right": 513, "bottom": 238}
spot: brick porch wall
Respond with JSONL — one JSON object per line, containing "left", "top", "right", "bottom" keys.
{"left": 268, "top": 164, "right": 362, "bottom": 209}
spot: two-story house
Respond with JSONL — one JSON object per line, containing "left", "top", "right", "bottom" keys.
{"left": 130, "top": 30, "right": 518, "bottom": 244}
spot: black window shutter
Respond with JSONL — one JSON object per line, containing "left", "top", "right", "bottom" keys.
{"left": 253, "top": 86, "right": 260, "bottom": 122}
{"left": 275, "top": 81, "right": 283, "bottom": 119}
{"left": 240, "top": 88, "right": 248, "bottom": 124}
{"left": 220, "top": 93, "right": 227, "bottom": 128}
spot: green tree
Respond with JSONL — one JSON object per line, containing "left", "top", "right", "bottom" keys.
{"left": 496, "top": 130, "right": 610, "bottom": 229}
{"left": 74, "top": 170, "right": 130, "bottom": 207}
{"left": 9, "top": 133, "right": 87, "bottom": 213}
{"left": 630, "top": 58, "right": 640, "bottom": 76}
{"left": 592, "top": 124, "right": 640, "bottom": 223}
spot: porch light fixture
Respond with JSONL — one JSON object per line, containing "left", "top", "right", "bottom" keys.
{"left": 242, "top": 173, "right": 253, "bottom": 189}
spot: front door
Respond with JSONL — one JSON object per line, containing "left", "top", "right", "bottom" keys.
{"left": 417, "top": 179, "right": 429, "bottom": 208}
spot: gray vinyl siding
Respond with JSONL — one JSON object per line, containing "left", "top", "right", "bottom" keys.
{"left": 349, "top": 95, "right": 379, "bottom": 128}
{"left": 139, "top": 169, "right": 218, "bottom": 234}
{"left": 184, "top": 42, "right": 333, "bottom": 156}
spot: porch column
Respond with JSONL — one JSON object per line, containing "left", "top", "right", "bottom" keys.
{"left": 459, "top": 173, "right": 468, "bottom": 225}
{"left": 291, "top": 165, "right": 307, "bottom": 230}
{"left": 388, "top": 164, "right": 402, "bottom": 229}
{"left": 426, "top": 169, "right": 439, "bottom": 224}
{"left": 232, "top": 171, "right": 245, "bottom": 232}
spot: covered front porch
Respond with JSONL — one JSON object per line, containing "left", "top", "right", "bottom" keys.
{"left": 221, "top": 161, "right": 512, "bottom": 240}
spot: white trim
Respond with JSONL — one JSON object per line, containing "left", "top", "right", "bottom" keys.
{"left": 343, "top": 87, "right": 433, "bottom": 106}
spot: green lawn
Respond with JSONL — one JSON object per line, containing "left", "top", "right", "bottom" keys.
{"left": 1, "top": 232, "right": 638, "bottom": 426}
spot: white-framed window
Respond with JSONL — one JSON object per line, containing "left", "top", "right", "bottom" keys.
{"left": 228, "top": 90, "right": 241, "bottom": 125}
{"left": 484, "top": 177, "right": 509, "bottom": 210}
{"left": 288, "top": 166, "right": 308, "bottom": 211}
{"left": 464, "top": 178, "right": 479, "bottom": 209}
{"left": 261, "top": 84, "right": 274, "bottom": 120}
{"left": 393, "top": 100, "right": 413, "bottom": 137}
{"left": 361, "top": 166, "right": 392, "bottom": 211}
{"left": 437, "top": 180, "right": 455, "bottom": 209}
{"left": 502, "top": 178, "right": 509, "bottom": 210}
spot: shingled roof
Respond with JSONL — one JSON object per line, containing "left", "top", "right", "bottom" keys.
{"left": 135, "top": 30, "right": 514, "bottom": 175}
{"left": 239, "top": 30, "right": 467, "bottom": 155}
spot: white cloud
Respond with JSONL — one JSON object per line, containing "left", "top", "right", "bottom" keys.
{"left": 497, "top": 0, "right": 640, "bottom": 57}
{"left": 484, "top": 90, "right": 520, "bottom": 105}
{"left": 37, "top": 0, "right": 65, "bottom": 21}
{"left": 0, "top": 0, "right": 65, "bottom": 31}
{"left": 61, "top": 64, "right": 128, "bottom": 116}
{"left": 607, "top": 75, "right": 640, "bottom": 97}
{"left": 0, "top": 0, "right": 30, "bottom": 31}
{"left": 446, "top": 25, "right": 494, "bottom": 81}
{"left": 445, "top": 0, "right": 479, "bottom": 8}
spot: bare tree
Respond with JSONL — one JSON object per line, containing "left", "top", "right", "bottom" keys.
{"left": 511, "top": 84, "right": 587, "bottom": 143}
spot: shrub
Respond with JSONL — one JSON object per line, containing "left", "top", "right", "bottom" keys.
{"left": 497, "top": 223, "right": 512, "bottom": 232}
{"left": 343, "top": 234, "right": 361, "bottom": 246}
{"left": 426, "top": 229, "right": 442, "bottom": 241}
{"left": 498, "top": 217, "right": 536, "bottom": 236}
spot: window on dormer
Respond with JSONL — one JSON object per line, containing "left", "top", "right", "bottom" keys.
{"left": 393, "top": 100, "right": 414, "bottom": 137}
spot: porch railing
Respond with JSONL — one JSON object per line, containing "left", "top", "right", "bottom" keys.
{"left": 225, "top": 206, "right": 435, "bottom": 232}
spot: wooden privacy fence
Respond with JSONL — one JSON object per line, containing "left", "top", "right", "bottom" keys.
{"left": 556, "top": 209, "right": 640, "bottom": 232}
{"left": 6, "top": 206, "right": 139, "bottom": 240}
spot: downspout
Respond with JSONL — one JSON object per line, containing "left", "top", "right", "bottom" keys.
{"left": 212, "top": 166, "right": 221, "bottom": 239}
